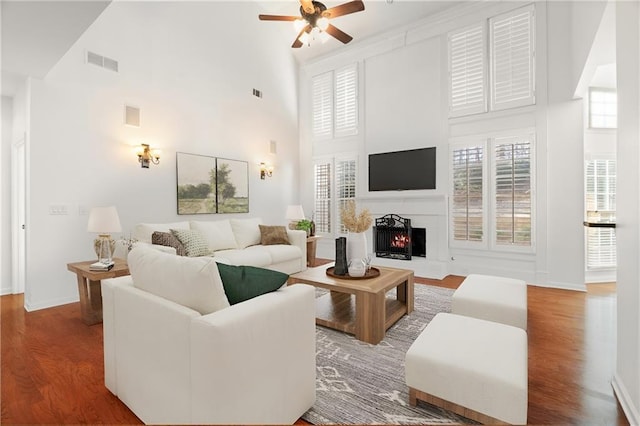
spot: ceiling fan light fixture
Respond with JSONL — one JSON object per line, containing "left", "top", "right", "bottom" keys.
{"left": 293, "top": 18, "right": 307, "bottom": 32}
{"left": 316, "top": 16, "right": 330, "bottom": 31}
{"left": 299, "top": 31, "right": 311, "bottom": 45}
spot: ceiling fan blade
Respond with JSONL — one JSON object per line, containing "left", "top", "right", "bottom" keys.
{"left": 325, "top": 24, "right": 353, "bottom": 44}
{"left": 258, "top": 14, "right": 299, "bottom": 21}
{"left": 323, "top": 0, "right": 365, "bottom": 19}
{"left": 292, "top": 24, "right": 312, "bottom": 48}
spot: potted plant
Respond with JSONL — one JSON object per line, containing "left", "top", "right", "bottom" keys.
{"left": 296, "top": 219, "right": 313, "bottom": 236}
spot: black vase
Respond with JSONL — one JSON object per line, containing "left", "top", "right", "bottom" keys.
{"left": 334, "top": 237, "right": 348, "bottom": 275}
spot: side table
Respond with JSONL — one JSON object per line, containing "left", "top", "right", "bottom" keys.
{"left": 306, "top": 236, "right": 321, "bottom": 267}
{"left": 67, "top": 258, "right": 130, "bottom": 325}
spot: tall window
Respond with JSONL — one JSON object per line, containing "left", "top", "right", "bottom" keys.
{"left": 451, "top": 132, "right": 534, "bottom": 250}
{"left": 585, "top": 159, "right": 616, "bottom": 269}
{"left": 313, "top": 157, "right": 357, "bottom": 235}
{"left": 448, "top": 4, "right": 535, "bottom": 117}
{"left": 314, "top": 162, "right": 332, "bottom": 233}
{"left": 589, "top": 88, "right": 617, "bottom": 129}
{"left": 493, "top": 136, "right": 532, "bottom": 247}
{"left": 448, "top": 24, "right": 487, "bottom": 117}
{"left": 312, "top": 64, "right": 358, "bottom": 140}
{"left": 452, "top": 145, "right": 484, "bottom": 242}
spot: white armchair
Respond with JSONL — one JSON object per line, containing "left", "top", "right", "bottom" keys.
{"left": 102, "top": 275, "right": 316, "bottom": 424}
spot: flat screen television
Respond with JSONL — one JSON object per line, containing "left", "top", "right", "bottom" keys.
{"left": 368, "top": 147, "right": 436, "bottom": 191}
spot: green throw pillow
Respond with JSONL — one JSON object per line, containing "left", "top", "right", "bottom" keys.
{"left": 216, "top": 263, "right": 289, "bottom": 305}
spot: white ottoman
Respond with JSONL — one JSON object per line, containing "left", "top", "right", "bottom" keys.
{"left": 452, "top": 274, "right": 527, "bottom": 330}
{"left": 405, "top": 313, "right": 528, "bottom": 425}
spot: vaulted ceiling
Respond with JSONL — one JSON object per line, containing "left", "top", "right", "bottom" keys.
{"left": 0, "top": 1, "right": 461, "bottom": 97}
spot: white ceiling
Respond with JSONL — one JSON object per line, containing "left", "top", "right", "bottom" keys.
{"left": 0, "top": 0, "right": 461, "bottom": 97}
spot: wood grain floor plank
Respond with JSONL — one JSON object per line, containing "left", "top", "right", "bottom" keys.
{"left": 1, "top": 266, "right": 629, "bottom": 425}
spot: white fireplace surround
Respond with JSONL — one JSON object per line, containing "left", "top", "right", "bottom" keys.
{"left": 317, "top": 194, "right": 449, "bottom": 279}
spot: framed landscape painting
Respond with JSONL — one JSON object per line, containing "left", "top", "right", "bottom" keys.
{"left": 176, "top": 152, "right": 249, "bottom": 214}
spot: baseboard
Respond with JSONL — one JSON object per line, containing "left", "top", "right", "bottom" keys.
{"left": 0, "top": 286, "right": 13, "bottom": 296}
{"left": 612, "top": 373, "right": 640, "bottom": 426}
{"left": 24, "top": 295, "right": 79, "bottom": 312}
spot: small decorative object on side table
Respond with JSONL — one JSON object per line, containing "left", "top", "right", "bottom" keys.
{"left": 67, "top": 258, "right": 130, "bottom": 325}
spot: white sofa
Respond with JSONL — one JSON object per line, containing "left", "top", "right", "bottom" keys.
{"left": 103, "top": 247, "right": 317, "bottom": 424}
{"left": 131, "top": 217, "right": 307, "bottom": 274}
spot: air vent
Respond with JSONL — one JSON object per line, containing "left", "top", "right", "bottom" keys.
{"left": 86, "top": 50, "right": 119, "bottom": 73}
{"left": 252, "top": 88, "right": 263, "bottom": 98}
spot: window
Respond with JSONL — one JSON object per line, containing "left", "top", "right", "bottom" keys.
{"left": 450, "top": 131, "right": 534, "bottom": 251}
{"left": 447, "top": 5, "right": 535, "bottom": 117}
{"left": 585, "top": 159, "right": 616, "bottom": 269}
{"left": 312, "top": 64, "right": 358, "bottom": 139}
{"left": 489, "top": 5, "right": 536, "bottom": 110}
{"left": 448, "top": 24, "right": 487, "bottom": 117}
{"left": 493, "top": 136, "right": 532, "bottom": 247}
{"left": 313, "top": 157, "right": 357, "bottom": 235}
{"left": 451, "top": 145, "right": 484, "bottom": 242}
{"left": 589, "top": 88, "right": 617, "bottom": 129}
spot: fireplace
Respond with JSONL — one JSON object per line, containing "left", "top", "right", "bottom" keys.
{"left": 373, "top": 214, "right": 426, "bottom": 260}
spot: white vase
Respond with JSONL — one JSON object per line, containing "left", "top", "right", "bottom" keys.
{"left": 347, "top": 231, "right": 367, "bottom": 263}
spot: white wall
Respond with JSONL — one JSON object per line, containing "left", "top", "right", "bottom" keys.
{"left": 613, "top": 1, "right": 640, "bottom": 423}
{"left": 22, "top": 1, "right": 300, "bottom": 310}
{"left": 1, "top": 96, "right": 12, "bottom": 294}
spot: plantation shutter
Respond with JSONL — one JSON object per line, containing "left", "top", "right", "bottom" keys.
{"left": 314, "top": 162, "right": 332, "bottom": 234}
{"left": 448, "top": 24, "right": 487, "bottom": 117}
{"left": 585, "top": 159, "right": 617, "bottom": 269}
{"left": 312, "top": 72, "right": 333, "bottom": 139}
{"left": 489, "top": 5, "right": 535, "bottom": 111}
{"left": 451, "top": 145, "right": 484, "bottom": 242}
{"left": 335, "top": 65, "right": 358, "bottom": 136}
{"left": 494, "top": 136, "right": 532, "bottom": 246}
{"left": 335, "top": 158, "right": 357, "bottom": 234}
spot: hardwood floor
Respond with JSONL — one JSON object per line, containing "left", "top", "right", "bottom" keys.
{"left": 1, "top": 274, "right": 629, "bottom": 425}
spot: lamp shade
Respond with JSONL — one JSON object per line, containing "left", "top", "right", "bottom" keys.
{"left": 87, "top": 206, "right": 122, "bottom": 233}
{"left": 285, "top": 205, "right": 305, "bottom": 221}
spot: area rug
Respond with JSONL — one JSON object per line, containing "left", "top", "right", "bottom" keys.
{"left": 302, "top": 284, "right": 473, "bottom": 425}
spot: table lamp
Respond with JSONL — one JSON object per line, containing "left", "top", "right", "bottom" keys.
{"left": 87, "top": 206, "right": 122, "bottom": 264}
{"left": 286, "top": 205, "right": 305, "bottom": 229}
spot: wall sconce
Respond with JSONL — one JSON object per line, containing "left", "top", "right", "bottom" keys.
{"left": 260, "top": 162, "right": 274, "bottom": 179}
{"left": 136, "top": 144, "right": 160, "bottom": 168}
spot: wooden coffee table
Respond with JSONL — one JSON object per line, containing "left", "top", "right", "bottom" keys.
{"left": 287, "top": 264, "right": 414, "bottom": 344}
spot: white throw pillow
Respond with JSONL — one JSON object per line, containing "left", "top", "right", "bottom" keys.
{"left": 230, "top": 218, "right": 263, "bottom": 249}
{"left": 133, "top": 221, "right": 190, "bottom": 243}
{"left": 128, "top": 246, "right": 230, "bottom": 315}
{"left": 190, "top": 220, "right": 238, "bottom": 251}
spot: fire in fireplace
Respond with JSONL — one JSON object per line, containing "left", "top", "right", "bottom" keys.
{"left": 373, "top": 214, "right": 426, "bottom": 260}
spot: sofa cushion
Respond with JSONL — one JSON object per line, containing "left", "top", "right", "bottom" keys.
{"left": 213, "top": 246, "right": 272, "bottom": 268}
{"left": 128, "top": 246, "right": 230, "bottom": 315}
{"left": 230, "top": 218, "right": 263, "bottom": 249}
{"left": 259, "top": 225, "right": 291, "bottom": 246}
{"left": 171, "top": 229, "right": 211, "bottom": 257}
{"left": 216, "top": 263, "right": 289, "bottom": 305}
{"left": 134, "top": 221, "right": 190, "bottom": 243}
{"left": 152, "top": 231, "right": 187, "bottom": 256}
{"left": 191, "top": 220, "right": 238, "bottom": 251}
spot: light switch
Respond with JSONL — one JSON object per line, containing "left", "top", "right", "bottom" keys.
{"left": 49, "top": 204, "right": 69, "bottom": 215}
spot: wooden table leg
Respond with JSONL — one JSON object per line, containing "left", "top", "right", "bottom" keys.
{"left": 355, "top": 291, "right": 386, "bottom": 344}
{"left": 396, "top": 276, "right": 415, "bottom": 314}
{"left": 76, "top": 275, "right": 102, "bottom": 326}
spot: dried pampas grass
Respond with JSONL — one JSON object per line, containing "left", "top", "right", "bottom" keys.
{"left": 340, "top": 200, "right": 372, "bottom": 233}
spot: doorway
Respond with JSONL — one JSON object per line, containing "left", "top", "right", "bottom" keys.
{"left": 11, "top": 136, "right": 25, "bottom": 294}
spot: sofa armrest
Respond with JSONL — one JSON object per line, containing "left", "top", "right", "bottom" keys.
{"left": 134, "top": 241, "right": 177, "bottom": 255}
{"left": 286, "top": 229, "right": 307, "bottom": 266}
{"left": 102, "top": 276, "right": 200, "bottom": 424}
{"left": 190, "top": 284, "right": 316, "bottom": 424}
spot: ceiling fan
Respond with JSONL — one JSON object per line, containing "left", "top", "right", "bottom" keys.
{"left": 259, "top": 0, "right": 365, "bottom": 48}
